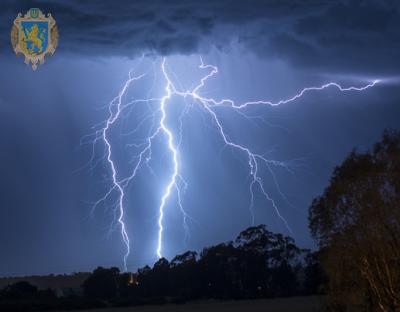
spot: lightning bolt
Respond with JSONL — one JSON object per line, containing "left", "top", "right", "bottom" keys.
{"left": 156, "top": 59, "right": 179, "bottom": 258}
{"left": 97, "top": 72, "right": 146, "bottom": 272}
{"left": 86, "top": 56, "right": 378, "bottom": 270}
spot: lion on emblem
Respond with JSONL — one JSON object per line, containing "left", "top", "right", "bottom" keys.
{"left": 22, "top": 24, "right": 46, "bottom": 54}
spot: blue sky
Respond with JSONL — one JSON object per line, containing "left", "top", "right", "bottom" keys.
{"left": 0, "top": 0, "right": 399, "bottom": 276}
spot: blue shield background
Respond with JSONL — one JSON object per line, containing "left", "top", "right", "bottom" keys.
{"left": 21, "top": 21, "right": 49, "bottom": 54}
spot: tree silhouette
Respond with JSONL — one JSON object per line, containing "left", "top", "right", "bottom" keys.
{"left": 0, "top": 281, "right": 38, "bottom": 300}
{"left": 309, "top": 129, "right": 400, "bottom": 311}
{"left": 82, "top": 266, "right": 120, "bottom": 299}
{"left": 169, "top": 251, "right": 199, "bottom": 299}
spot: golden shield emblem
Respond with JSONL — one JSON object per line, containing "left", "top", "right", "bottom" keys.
{"left": 11, "top": 8, "right": 59, "bottom": 70}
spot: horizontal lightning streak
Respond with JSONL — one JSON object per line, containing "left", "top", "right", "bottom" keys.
{"left": 89, "top": 56, "right": 379, "bottom": 267}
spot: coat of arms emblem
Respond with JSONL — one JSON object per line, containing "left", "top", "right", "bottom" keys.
{"left": 11, "top": 8, "right": 59, "bottom": 70}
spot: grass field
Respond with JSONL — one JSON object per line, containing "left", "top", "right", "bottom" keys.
{"left": 76, "top": 296, "right": 324, "bottom": 312}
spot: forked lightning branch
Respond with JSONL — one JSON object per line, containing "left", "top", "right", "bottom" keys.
{"left": 86, "top": 57, "right": 378, "bottom": 271}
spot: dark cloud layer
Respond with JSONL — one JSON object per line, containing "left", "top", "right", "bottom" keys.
{"left": 1, "top": 0, "right": 399, "bottom": 73}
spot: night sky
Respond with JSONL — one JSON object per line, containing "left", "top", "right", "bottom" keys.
{"left": 1, "top": 0, "right": 400, "bottom": 276}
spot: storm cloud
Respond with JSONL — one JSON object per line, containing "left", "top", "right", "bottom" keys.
{"left": 1, "top": 0, "right": 399, "bottom": 74}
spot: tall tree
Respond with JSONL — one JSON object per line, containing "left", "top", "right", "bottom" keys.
{"left": 309, "top": 130, "right": 400, "bottom": 312}
{"left": 169, "top": 251, "right": 200, "bottom": 299}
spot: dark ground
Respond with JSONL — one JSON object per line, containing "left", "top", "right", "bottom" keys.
{"left": 73, "top": 296, "right": 324, "bottom": 312}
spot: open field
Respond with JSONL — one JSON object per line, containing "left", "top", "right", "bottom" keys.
{"left": 75, "top": 296, "right": 324, "bottom": 312}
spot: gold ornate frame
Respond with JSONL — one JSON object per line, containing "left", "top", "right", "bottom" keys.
{"left": 11, "top": 9, "right": 58, "bottom": 70}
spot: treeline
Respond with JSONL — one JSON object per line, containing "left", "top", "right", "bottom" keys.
{"left": 83, "top": 225, "right": 322, "bottom": 304}
{"left": 0, "top": 225, "right": 324, "bottom": 311}
{"left": 0, "top": 281, "right": 105, "bottom": 311}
